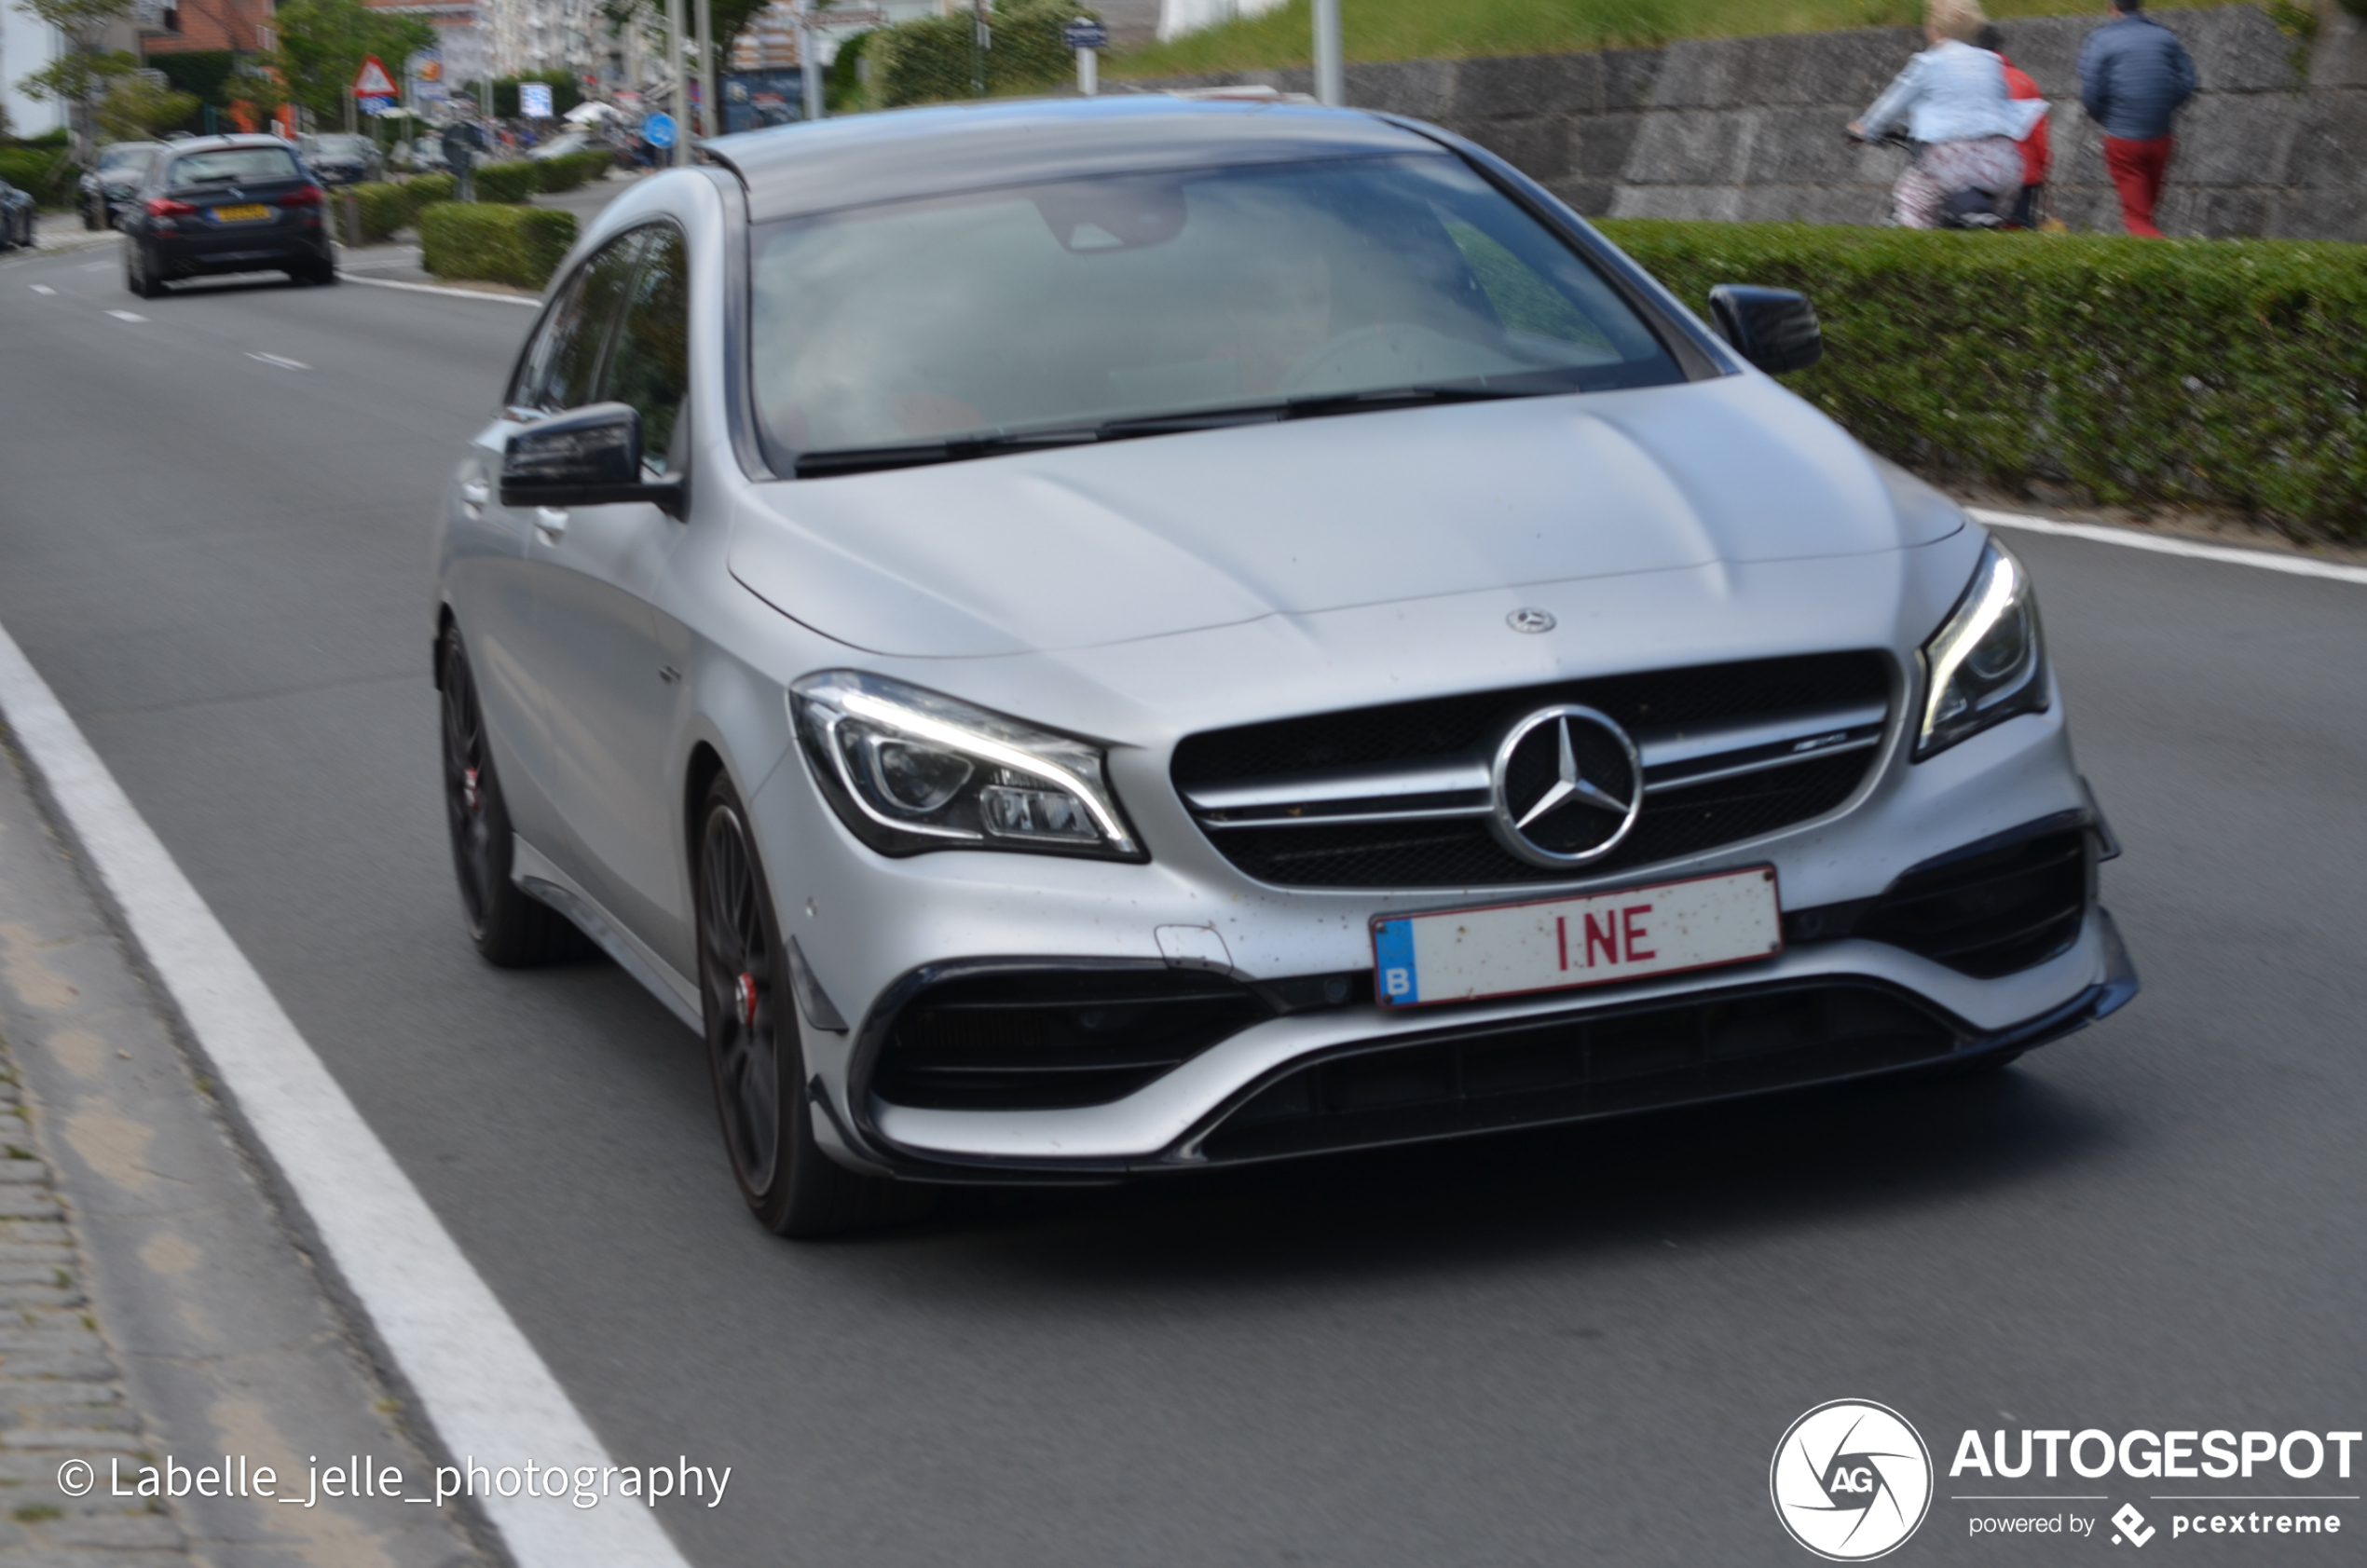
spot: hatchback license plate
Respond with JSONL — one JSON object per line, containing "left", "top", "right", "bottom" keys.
{"left": 212, "top": 203, "right": 270, "bottom": 223}
{"left": 1373, "top": 866, "right": 1782, "bottom": 1008}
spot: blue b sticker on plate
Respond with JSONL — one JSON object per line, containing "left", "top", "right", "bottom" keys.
{"left": 1374, "top": 918, "right": 1419, "bottom": 1006}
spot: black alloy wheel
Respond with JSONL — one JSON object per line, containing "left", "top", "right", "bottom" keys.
{"left": 83, "top": 198, "right": 100, "bottom": 232}
{"left": 695, "top": 776, "right": 924, "bottom": 1236}
{"left": 438, "top": 623, "right": 584, "bottom": 966}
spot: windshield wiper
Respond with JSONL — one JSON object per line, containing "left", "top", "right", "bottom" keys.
{"left": 791, "top": 384, "right": 1555, "bottom": 477}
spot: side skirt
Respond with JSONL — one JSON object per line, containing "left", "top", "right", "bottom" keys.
{"left": 511, "top": 836, "right": 704, "bottom": 1034}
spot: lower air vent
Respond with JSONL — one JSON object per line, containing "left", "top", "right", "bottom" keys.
{"left": 872, "top": 968, "right": 1272, "bottom": 1111}
{"left": 1198, "top": 983, "right": 1958, "bottom": 1164}
{"left": 1858, "top": 826, "right": 2091, "bottom": 979}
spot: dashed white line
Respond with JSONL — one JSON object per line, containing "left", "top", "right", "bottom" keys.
{"left": 29, "top": 284, "right": 55, "bottom": 294}
{"left": 105, "top": 309, "right": 145, "bottom": 322}
{"left": 0, "top": 624, "right": 693, "bottom": 1568}
{"left": 248, "top": 351, "right": 308, "bottom": 371}
{"left": 1975, "top": 508, "right": 2367, "bottom": 588}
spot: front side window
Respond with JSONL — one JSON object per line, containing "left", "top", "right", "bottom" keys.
{"left": 168, "top": 147, "right": 302, "bottom": 189}
{"left": 750, "top": 154, "right": 1679, "bottom": 470}
{"left": 603, "top": 226, "right": 690, "bottom": 474}
{"left": 511, "top": 232, "right": 646, "bottom": 415}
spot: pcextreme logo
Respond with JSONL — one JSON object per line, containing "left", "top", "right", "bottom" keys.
{"left": 1772, "top": 1400, "right": 1936, "bottom": 1561}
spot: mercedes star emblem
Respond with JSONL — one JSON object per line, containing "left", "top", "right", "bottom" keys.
{"left": 1487, "top": 704, "right": 1644, "bottom": 866}
{"left": 1507, "top": 608, "right": 1556, "bottom": 634}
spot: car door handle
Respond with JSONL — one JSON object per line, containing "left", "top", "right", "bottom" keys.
{"left": 460, "top": 479, "right": 488, "bottom": 515}
{"left": 534, "top": 506, "right": 568, "bottom": 542}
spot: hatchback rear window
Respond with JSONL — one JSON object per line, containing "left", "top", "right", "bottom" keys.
{"left": 169, "top": 148, "right": 302, "bottom": 189}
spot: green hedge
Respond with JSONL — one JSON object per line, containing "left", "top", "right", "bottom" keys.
{"left": 0, "top": 146, "right": 80, "bottom": 207}
{"left": 871, "top": 0, "right": 1097, "bottom": 106}
{"left": 349, "top": 181, "right": 414, "bottom": 241}
{"left": 417, "top": 201, "right": 577, "bottom": 289}
{"left": 532, "top": 149, "right": 609, "bottom": 194}
{"left": 1597, "top": 221, "right": 2367, "bottom": 536}
{"left": 471, "top": 160, "right": 542, "bottom": 203}
{"left": 406, "top": 171, "right": 458, "bottom": 206}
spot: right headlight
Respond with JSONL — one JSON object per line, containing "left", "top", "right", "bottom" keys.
{"left": 1915, "top": 539, "right": 2049, "bottom": 760}
{"left": 790, "top": 671, "right": 1143, "bottom": 861}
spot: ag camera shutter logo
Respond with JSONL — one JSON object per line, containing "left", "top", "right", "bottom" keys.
{"left": 1772, "top": 1399, "right": 1934, "bottom": 1561}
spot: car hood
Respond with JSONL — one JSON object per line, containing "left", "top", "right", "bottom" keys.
{"left": 728, "top": 376, "right": 1964, "bottom": 660}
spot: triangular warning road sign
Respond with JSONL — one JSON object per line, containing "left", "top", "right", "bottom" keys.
{"left": 353, "top": 55, "right": 398, "bottom": 97}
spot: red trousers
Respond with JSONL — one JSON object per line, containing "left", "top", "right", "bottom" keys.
{"left": 2104, "top": 135, "right": 2176, "bottom": 239}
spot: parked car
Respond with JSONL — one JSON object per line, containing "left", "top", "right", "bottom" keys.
{"left": 299, "top": 132, "right": 385, "bottom": 186}
{"left": 80, "top": 141, "right": 161, "bottom": 230}
{"left": 0, "top": 175, "right": 33, "bottom": 249}
{"left": 432, "top": 98, "right": 2137, "bottom": 1237}
{"left": 119, "top": 134, "right": 335, "bottom": 295}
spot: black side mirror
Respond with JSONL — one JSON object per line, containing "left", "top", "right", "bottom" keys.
{"left": 500, "top": 402, "right": 684, "bottom": 514}
{"left": 1708, "top": 284, "right": 1824, "bottom": 376}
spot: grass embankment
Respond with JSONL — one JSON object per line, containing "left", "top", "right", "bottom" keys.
{"left": 1115, "top": 0, "right": 2169, "bottom": 80}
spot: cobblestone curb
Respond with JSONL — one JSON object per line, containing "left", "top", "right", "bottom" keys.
{"left": 0, "top": 1057, "right": 189, "bottom": 1563}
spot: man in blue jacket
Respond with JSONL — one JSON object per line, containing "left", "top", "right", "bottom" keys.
{"left": 2078, "top": 0, "right": 2199, "bottom": 237}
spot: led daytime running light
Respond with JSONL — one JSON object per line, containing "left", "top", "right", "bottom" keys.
{"left": 836, "top": 689, "right": 1132, "bottom": 850}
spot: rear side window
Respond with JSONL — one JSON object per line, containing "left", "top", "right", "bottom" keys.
{"left": 511, "top": 233, "right": 646, "bottom": 414}
{"left": 168, "top": 148, "right": 301, "bottom": 189}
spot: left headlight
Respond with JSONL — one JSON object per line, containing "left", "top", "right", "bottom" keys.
{"left": 1915, "top": 539, "right": 2049, "bottom": 760}
{"left": 790, "top": 671, "right": 1143, "bottom": 861}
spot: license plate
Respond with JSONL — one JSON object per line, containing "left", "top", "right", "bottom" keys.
{"left": 1373, "top": 866, "right": 1782, "bottom": 1008}
{"left": 212, "top": 203, "right": 270, "bottom": 223}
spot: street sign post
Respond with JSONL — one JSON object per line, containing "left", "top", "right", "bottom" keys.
{"left": 1063, "top": 17, "right": 1105, "bottom": 95}
{"left": 353, "top": 56, "right": 397, "bottom": 98}
{"left": 642, "top": 111, "right": 677, "bottom": 151}
{"left": 518, "top": 81, "right": 554, "bottom": 118}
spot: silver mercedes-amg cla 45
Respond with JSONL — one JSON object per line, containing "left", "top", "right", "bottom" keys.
{"left": 431, "top": 97, "right": 2137, "bottom": 1234}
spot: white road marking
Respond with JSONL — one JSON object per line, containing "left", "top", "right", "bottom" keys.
{"left": 345, "top": 274, "right": 540, "bottom": 306}
{"left": 105, "top": 309, "right": 145, "bottom": 322}
{"left": 0, "top": 623, "right": 694, "bottom": 1568}
{"left": 30, "top": 284, "right": 55, "bottom": 294}
{"left": 248, "top": 351, "right": 308, "bottom": 371}
{"left": 1975, "top": 509, "right": 2367, "bottom": 588}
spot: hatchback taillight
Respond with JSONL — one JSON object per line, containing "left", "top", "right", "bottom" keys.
{"left": 280, "top": 184, "right": 324, "bottom": 208}
{"left": 145, "top": 197, "right": 195, "bottom": 217}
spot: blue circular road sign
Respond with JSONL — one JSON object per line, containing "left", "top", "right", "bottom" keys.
{"left": 642, "top": 112, "right": 677, "bottom": 149}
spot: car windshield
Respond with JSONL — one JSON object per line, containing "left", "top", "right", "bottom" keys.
{"left": 751, "top": 154, "right": 1682, "bottom": 472}
{"left": 169, "top": 147, "right": 302, "bottom": 189}
{"left": 98, "top": 145, "right": 153, "bottom": 170}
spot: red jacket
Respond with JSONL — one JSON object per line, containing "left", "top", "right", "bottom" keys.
{"left": 2000, "top": 53, "right": 2050, "bottom": 186}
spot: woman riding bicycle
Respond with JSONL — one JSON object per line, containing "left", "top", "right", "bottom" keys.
{"left": 1849, "top": 0, "right": 2048, "bottom": 229}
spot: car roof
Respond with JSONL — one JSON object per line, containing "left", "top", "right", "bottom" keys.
{"left": 704, "top": 96, "right": 1443, "bottom": 223}
{"left": 163, "top": 134, "right": 301, "bottom": 154}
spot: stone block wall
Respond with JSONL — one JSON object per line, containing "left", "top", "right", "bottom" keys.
{"left": 1145, "top": 3, "right": 2367, "bottom": 240}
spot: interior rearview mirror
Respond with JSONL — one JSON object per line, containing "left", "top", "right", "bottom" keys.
{"left": 500, "top": 402, "right": 684, "bottom": 515}
{"left": 1707, "top": 285, "right": 1824, "bottom": 376}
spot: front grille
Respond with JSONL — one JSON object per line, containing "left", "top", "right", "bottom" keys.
{"left": 1857, "top": 826, "right": 2091, "bottom": 979}
{"left": 872, "top": 968, "right": 1272, "bottom": 1111}
{"left": 1172, "top": 653, "right": 1891, "bottom": 890}
{"left": 1197, "top": 982, "right": 1958, "bottom": 1164}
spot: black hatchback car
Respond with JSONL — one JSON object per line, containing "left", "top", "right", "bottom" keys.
{"left": 120, "top": 135, "right": 335, "bottom": 296}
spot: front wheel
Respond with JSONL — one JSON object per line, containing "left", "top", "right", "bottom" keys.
{"left": 438, "top": 624, "right": 586, "bottom": 966}
{"left": 696, "top": 777, "right": 924, "bottom": 1237}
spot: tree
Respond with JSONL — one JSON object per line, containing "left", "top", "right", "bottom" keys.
{"left": 11, "top": 0, "right": 135, "bottom": 151}
{"left": 97, "top": 73, "right": 200, "bottom": 140}
{"left": 266, "top": 0, "right": 433, "bottom": 124}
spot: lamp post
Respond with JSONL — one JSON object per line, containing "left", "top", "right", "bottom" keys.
{"left": 1312, "top": 0, "right": 1341, "bottom": 106}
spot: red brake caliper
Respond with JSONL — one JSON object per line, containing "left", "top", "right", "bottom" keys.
{"left": 734, "top": 972, "right": 759, "bottom": 1031}
{"left": 462, "top": 767, "right": 482, "bottom": 814}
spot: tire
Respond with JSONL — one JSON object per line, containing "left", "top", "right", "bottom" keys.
{"left": 82, "top": 199, "right": 100, "bottom": 232}
{"left": 695, "top": 776, "right": 924, "bottom": 1237}
{"left": 125, "top": 241, "right": 162, "bottom": 299}
{"left": 438, "top": 624, "right": 586, "bottom": 966}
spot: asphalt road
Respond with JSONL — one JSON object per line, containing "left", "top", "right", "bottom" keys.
{"left": 1, "top": 239, "right": 2360, "bottom": 1568}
